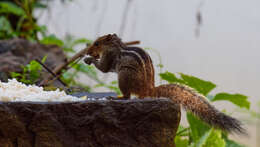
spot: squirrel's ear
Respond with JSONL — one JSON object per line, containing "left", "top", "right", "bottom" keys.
{"left": 112, "top": 33, "right": 117, "bottom": 37}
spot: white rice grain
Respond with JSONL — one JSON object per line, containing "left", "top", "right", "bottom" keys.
{"left": 0, "top": 79, "right": 85, "bottom": 102}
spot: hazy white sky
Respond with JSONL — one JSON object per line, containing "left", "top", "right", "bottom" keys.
{"left": 38, "top": 0, "right": 260, "bottom": 108}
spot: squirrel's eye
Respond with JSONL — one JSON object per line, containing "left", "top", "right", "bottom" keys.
{"left": 94, "top": 42, "right": 99, "bottom": 46}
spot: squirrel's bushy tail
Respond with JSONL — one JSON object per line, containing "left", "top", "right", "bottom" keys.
{"left": 152, "top": 84, "right": 245, "bottom": 134}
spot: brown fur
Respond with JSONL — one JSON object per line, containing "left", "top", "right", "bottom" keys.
{"left": 85, "top": 34, "right": 246, "bottom": 134}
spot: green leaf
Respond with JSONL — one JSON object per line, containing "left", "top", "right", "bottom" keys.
{"left": 72, "top": 38, "right": 93, "bottom": 47}
{"left": 189, "top": 129, "right": 225, "bottom": 147}
{"left": 160, "top": 72, "right": 216, "bottom": 96}
{"left": 222, "top": 134, "right": 245, "bottom": 147}
{"left": 61, "top": 72, "right": 77, "bottom": 85}
{"left": 33, "top": 2, "right": 48, "bottom": 9}
{"left": 0, "top": 2, "right": 26, "bottom": 16}
{"left": 196, "top": 129, "right": 225, "bottom": 147}
{"left": 204, "top": 129, "right": 225, "bottom": 147}
{"left": 212, "top": 93, "right": 250, "bottom": 110}
{"left": 28, "top": 60, "right": 41, "bottom": 72}
{"left": 187, "top": 112, "right": 210, "bottom": 142}
{"left": 192, "top": 128, "right": 212, "bottom": 147}
{"left": 41, "top": 55, "right": 47, "bottom": 63}
{"left": 179, "top": 73, "right": 216, "bottom": 96}
{"left": 63, "top": 47, "right": 76, "bottom": 53}
{"left": 35, "top": 25, "right": 47, "bottom": 37}
{"left": 176, "top": 125, "right": 190, "bottom": 137}
{"left": 105, "top": 85, "right": 121, "bottom": 95}
{"left": 159, "top": 71, "right": 184, "bottom": 84}
{"left": 62, "top": 36, "right": 92, "bottom": 53}
{"left": 0, "top": 16, "right": 13, "bottom": 36}
{"left": 40, "top": 34, "right": 64, "bottom": 47}
{"left": 73, "top": 64, "right": 99, "bottom": 81}
{"left": 175, "top": 136, "right": 189, "bottom": 147}
{"left": 27, "top": 60, "right": 42, "bottom": 82}
{"left": 10, "top": 72, "right": 21, "bottom": 78}
{"left": 225, "top": 139, "right": 245, "bottom": 147}
{"left": 110, "top": 80, "right": 118, "bottom": 85}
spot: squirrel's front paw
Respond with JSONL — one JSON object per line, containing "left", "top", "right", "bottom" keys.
{"left": 84, "top": 57, "right": 95, "bottom": 65}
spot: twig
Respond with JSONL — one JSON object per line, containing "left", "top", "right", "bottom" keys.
{"left": 45, "top": 56, "right": 84, "bottom": 85}
{"left": 45, "top": 72, "right": 63, "bottom": 86}
{"left": 35, "top": 59, "right": 67, "bottom": 87}
{"left": 39, "top": 47, "right": 87, "bottom": 86}
{"left": 125, "top": 40, "right": 140, "bottom": 45}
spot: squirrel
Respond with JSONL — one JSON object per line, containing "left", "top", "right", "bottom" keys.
{"left": 84, "top": 33, "right": 245, "bottom": 134}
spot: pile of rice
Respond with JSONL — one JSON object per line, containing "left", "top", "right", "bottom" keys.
{"left": 0, "top": 79, "right": 86, "bottom": 102}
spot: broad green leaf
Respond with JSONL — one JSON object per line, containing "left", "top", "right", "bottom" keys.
{"left": 35, "top": 25, "right": 47, "bottom": 36}
{"left": 73, "top": 64, "right": 99, "bottom": 81}
{"left": 160, "top": 72, "right": 216, "bottom": 96}
{"left": 10, "top": 72, "right": 21, "bottom": 78}
{"left": 63, "top": 48, "right": 76, "bottom": 53}
{"left": 27, "top": 60, "right": 42, "bottom": 82}
{"left": 72, "top": 38, "right": 93, "bottom": 47}
{"left": 0, "top": 16, "right": 13, "bottom": 34}
{"left": 212, "top": 93, "right": 250, "bottom": 110}
{"left": 190, "top": 129, "right": 225, "bottom": 147}
{"left": 201, "top": 129, "right": 225, "bottom": 147}
{"left": 159, "top": 71, "right": 184, "bottom": 84}
{"left": 176, "top": 125, "right": 190, "bottom": 137}
{"left": 222, "top": 134, "right": 245, "bottom": 147}
{"left": 40, "top": 34, "right": 64, "bottom": 47}
{"left": 225, "top": 139, "right": 245, "bottom": 147}
{"left": 187, "top": 112, "right": 210, "bottom": 142}
{"left": 28, "top": 60, "right": 41, "bottom": 72}
{"left": 193, "top": 128, "right": 212, "bottom": 147}
{"left": 0, "top": 2, "right": 26, "bottom": 16}
{"left": 179, "top": 73, "right": 216, "bottom": 96}
{"left": 175, "top": 136, "right": 189, "bottom": 147}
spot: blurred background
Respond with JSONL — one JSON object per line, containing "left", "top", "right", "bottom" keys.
{"left": 1, "top": 0, "right": 259, "bottom": 146}
{"left": 37, "top": 1, "right": 259, "bottom": 145}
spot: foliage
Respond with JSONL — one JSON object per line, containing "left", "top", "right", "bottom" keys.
{"left": 1, "top": 1, "right": 118, "bottom": 93}
{"left": 212, "top": 93, "right": 250, "bottom": 109}
{"left": 40, "top": 34, "right": 64, "bottom": 47}
{"left": 0, "top": 0, "right": 72, "bottom": 40}
{"left": 0, "top": 1, "right": 40, "bottom": 40}
{"left": 11, "top": 56, "right": 47, "bottom": 84}
{"left": 160, "top": 72, "right": 249, "bottom": 147}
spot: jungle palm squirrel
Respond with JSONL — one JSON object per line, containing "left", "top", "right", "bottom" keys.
{"left": 84, "top": 34, "right": 245, "bottom": 134}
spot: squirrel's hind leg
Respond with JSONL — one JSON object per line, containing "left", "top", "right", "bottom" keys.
{"left": 118, "top": 68, "right": 145, "bottom": 99}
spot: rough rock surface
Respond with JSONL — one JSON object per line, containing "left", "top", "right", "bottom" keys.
{"left": 0, "top": 39, "right": 67, "bottom": 82}
{"left": 0, "top": 97, "right": 181, "bottom": 147}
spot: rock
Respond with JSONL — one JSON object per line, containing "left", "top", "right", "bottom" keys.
{"left": 0, "top": 97, "right": 181, "bottom": 147}
{"left": 0, "top": 38, "right": 67, "bottom": 81}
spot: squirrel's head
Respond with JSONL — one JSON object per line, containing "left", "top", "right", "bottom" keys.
{"left": 86, "top": 34, "right": 124, "bottom": 59}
